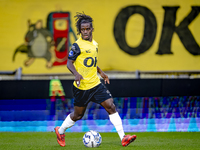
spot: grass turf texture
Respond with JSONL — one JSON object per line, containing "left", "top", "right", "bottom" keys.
{"left": 0, "top": 132, "right": 200, "bottom": 150}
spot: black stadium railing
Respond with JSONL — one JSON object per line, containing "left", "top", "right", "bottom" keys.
{"left": 1, "top": 68, "right": 200, "bottom": 80}
{"left": 0, "top": 68, "right": 200, "bottom": 99}
{"left": 0, "top": 79, "right": 200, "bottom": 99}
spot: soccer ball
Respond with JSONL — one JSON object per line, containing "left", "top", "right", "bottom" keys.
{"left": 83, "top": 130, "right": 102, "bottom": 148}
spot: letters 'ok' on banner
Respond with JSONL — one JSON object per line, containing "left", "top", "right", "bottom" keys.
{"left": 114, "top": 6, "right": 200, "bottom": 56}
{"left": 110, "top": 4, "right": 200, "bottom": 71}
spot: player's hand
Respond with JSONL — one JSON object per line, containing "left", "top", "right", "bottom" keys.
{"left": 75, "top": 73, "right": 84, "bottom": 87}
{"left": 100, "top": 72, "right": 110, "bottom": 84}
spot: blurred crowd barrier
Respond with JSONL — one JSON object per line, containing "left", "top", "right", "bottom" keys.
{"left": 0, "top": 96, "right": 199, "bottom": 132}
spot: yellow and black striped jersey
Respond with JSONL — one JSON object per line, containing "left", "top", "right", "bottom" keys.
{"left": 68, "top": 37, "right": 100, "bottom": 90}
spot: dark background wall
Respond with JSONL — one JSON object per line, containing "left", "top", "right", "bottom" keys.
{"left": 0, "top": 79, "right": 200, "bottom": 99}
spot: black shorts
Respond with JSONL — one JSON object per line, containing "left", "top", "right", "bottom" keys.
{"left": 73, "top": 83, "right": 112, "bottom": 107}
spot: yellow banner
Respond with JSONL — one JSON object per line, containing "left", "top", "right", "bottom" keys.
{"left": 0, "top": 0, "right": 200, "bottom": 74}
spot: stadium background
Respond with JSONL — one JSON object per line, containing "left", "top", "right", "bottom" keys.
{"left": 0, "top": 0, "right": 200, "bottom": 132}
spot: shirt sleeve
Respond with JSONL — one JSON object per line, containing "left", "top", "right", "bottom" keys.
{"left": 68, "top": 43, "right": 81, "bottom": 60}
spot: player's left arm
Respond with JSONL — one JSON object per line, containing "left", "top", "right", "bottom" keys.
{"left": 97, "top": 66, "right": 110, "bottom": 84}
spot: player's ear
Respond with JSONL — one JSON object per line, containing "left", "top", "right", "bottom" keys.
{"left": 92, "top": 28, "right": 94, "bottom": 32}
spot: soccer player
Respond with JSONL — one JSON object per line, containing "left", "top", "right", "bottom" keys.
{"left": 55, "top": 12, "right": 136, "bottom": 147}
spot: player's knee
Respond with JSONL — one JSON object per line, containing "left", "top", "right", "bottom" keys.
{"left": 106, "top": 103, "right": 116, "bottom": 114}
{"left": 72, "top": 113, "right": 84, "bottom": 121}
{"left": 77, "top": 114, "right": 84, "bottom": 120}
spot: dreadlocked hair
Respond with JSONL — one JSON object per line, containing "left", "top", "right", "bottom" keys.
{"left": 74, "top": 12, "right": 93, "bottom": 35}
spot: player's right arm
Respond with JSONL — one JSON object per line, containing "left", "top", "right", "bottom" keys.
{"left": 67, "top": 60, "right": 83, "bottom": 87}
{"left": 67, "top": 43, "right": 83, "bottom": 87}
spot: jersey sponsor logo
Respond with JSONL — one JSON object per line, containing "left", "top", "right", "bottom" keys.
{"left": 84, "top": 57, "right": 97, "bottom": 67}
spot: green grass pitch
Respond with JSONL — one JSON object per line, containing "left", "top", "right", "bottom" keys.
{"left": 0, "top": 132, "right": 200, "bottom": 150}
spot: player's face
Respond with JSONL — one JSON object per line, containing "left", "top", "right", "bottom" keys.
{"left": 80, "top": 23, "right": 93, "bottom": 41}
